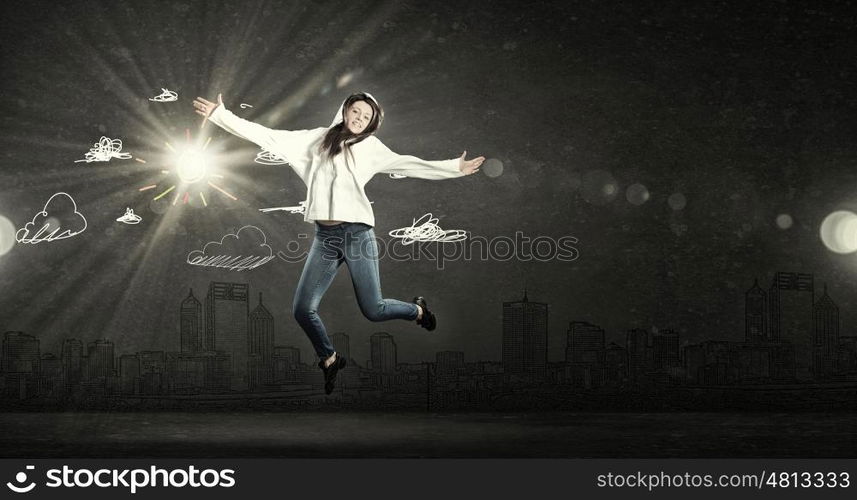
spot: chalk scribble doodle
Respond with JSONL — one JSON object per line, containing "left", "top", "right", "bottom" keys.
{"left": 15, "top": 192, "right": 88, "bottom": 244}
{"left": 389, "top": 173, "right": 407, "bottom": 179}
{"left": 254, "top": 149, "right": 288, "bottom": 165}
{"left": 74, "top": 136, "right": 133, "bottom": 163}
{"left": 116, "top": 207, "right": 142, "bottom": 224}
{"left": 187, "top": 225, "right": 276, "bottom": 271}
{"left": 388, "top": 213, "right": 468, "bottom": 245}
{"left": 148, "top": 88, "right": 178, "bottom": 102}
{"left": 239, "top": 103, "right": 253, "bottom": 109}
{"left": 259, "top": 201, "right": 307, "bottom": 214}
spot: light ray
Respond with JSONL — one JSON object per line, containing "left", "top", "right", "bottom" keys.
{"left": 153, "top": 185, "right": 175, "bottom": 201}
{"left": 208, "top": 181, "right": 238, "bottom": 201}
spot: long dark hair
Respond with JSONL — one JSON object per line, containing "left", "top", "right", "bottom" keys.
{"left": 319, "top": 93, "right": 384, "bottom": 162}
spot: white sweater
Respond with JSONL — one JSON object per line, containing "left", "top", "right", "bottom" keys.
{"left": 208, "top": 105, "right": 465, "bottom": 227}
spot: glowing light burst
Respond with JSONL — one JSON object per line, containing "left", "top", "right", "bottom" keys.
{"left": 139, "top": 129, "right": 237, "bottom": 208}
{"left": 176, "top": 148, "right": 208, "bottom": 183}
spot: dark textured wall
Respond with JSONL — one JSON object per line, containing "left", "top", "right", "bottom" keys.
{"left": 1, "top": 0, "right": 856, "bottom": 368}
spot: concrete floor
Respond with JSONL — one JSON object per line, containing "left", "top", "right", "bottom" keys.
{"left": 1, "top": 411, "right": 855, "bottom": 458}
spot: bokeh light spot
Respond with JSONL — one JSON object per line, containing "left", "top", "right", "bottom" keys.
{"left": 482, "top": 158, "right": 504, "bottom": 178}
{"left": 581, "top": 169, "right": 619, "bottom": 206}
{"left": 668, "top": 192, "right": 687, "bottom": 210}
{"left": 820, "top": 210, "right": 857, "bottom": 254}
{"left": 626, "top": 183, "right": 650, "bottom": 205}
{"left": 776, "top": 213, "right": 793, "bottom": 229}
{"left": 0, "top": 215, "right": 16, "bottom": 256}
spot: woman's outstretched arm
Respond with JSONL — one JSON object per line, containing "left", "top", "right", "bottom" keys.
{"left": 369, "top": 136, "right": 484, "bottom": 180}
{"left": 193, "top": 94, "right": 323, "bottom": 183}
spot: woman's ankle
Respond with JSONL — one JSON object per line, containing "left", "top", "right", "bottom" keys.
{"left": 323, "top": 352, "right": 337, "bottom": 368}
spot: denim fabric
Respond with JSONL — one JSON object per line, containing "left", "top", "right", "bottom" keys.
{"left": 292, "top": 221, "right": 420, "bottom": 359}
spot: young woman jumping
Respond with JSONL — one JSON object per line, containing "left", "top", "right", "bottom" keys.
{"left": 193, "top": 92, "right": 483, "bottom": 394}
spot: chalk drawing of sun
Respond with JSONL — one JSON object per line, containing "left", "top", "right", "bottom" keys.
{"left": 137, "top": 128, "right": 237, "bottom": 207}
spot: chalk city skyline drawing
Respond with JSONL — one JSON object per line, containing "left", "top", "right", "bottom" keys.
{"left": 2, "top": 271, "right": 855, "bottom": 412}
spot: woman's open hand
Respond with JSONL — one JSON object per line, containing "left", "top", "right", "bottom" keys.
{"left": 459, "top": 151, "right": 485, "bottom": 175}
{"left": 193, "top": 93, "right": 224, "bottom": 119}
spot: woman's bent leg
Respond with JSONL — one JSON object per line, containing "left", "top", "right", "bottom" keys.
{"left": 345, "top": 226, "right": 419, "bottom": 322}
{"left": 292, "top": 235, "right": 343, "bottom": 359}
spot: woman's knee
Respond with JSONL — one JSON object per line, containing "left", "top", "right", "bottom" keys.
{"left": 361, "top": 301, "right": 386, "bottom": 322}
{"left": 292, "top": 300, "right": 316, "bottom": 321}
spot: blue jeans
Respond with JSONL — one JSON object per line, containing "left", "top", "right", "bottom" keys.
{"left": 292, "top": 221, "right": 420, "bottom": 360}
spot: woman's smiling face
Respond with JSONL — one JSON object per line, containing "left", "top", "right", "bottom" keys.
{"left": 344, "top": 100, "right": 374, "bottom": 134}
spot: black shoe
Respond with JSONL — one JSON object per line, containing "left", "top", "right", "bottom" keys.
{"left": 413, "top": 296, "right": 437, "bottom": 331}
{"left": 318, "top": 354, "right": 347, "bottom": 395}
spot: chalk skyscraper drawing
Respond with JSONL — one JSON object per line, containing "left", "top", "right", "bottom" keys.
{"left": 249, "top": 292, "right": 274, "bottom": 387}
{"left": 567, "top": 321, "right": 606, "bottom": 387}
{"left": 2, "top": 332, "right": 40, "bottom": 373}
{"left": 502, "top": 291, "right": 548, "bottom": 378}
{"left": 370, "top": 333, "right": 397, "bottom": 373}
{"left": 180, "top": 289, "right": 203, "bottom": 353}
{"left": 61, "top": 339, "right": 83, "bottom": 390}
{"left": 813, "top": 285, "right": 839, "bottom": 379}
{"left": 86, "top": 339, "right": 114, "bottom": 380}
{"left": 745, "top": 279, "right": 767, "bottom": 344}
{"left": 769, "top": 272, "right": 813, "bottom": 380}
{"left": 205, "top": 282, "right": 249, "bottom": 390}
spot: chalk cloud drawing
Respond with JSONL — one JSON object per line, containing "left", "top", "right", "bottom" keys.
{"left": 239, "top": 103, "right": 254, "bottom": 109}
{"left": 74, "top": 136, "right": 133, "bottom": 163}
{"left": 16, "top": 192, "right": 88, "bottom": 244}
{"left": 388, "top": 213, "right": 467, "bottom": 245}
{"left": 116, "top": 207, "right": 142, "bottom": 224}
{"left": 187, "top": 225, "right": 275, "bottom": 271}
{"left": 254, "top": 149, "right": 288, "bottom": 165}
{"left": 148, "top": 88, "right": 178, "bottom": 102}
